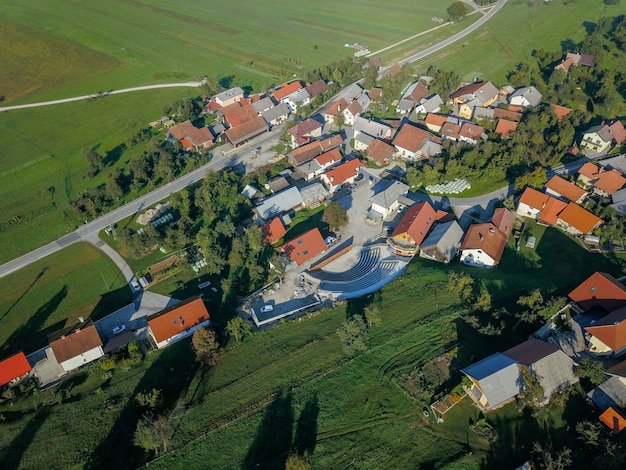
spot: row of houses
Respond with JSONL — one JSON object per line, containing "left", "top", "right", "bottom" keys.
{"left": 0, "top": 297, "right": 211, "bottom": 389}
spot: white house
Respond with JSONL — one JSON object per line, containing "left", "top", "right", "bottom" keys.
{"left": 214, "top": 87, "right": 245, "bottom": 107}
{"left": 509, "top": 86, "right": 543, "bottom": 107}
{"left": 369, "top": 181, "right": 409, "bottom": 219}
{"left": 147, "top": 297, "right": 211, "bottom": 349}
{"left": 49, "top": 320, "right": 104, "bottom": 373}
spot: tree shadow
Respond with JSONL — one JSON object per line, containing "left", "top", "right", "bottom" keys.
{"left": 560, "top": 38, "right": 578, "bottom": 54}
{"left": 219, "top": 75, "right": 235, "bottom": 89}
{"left": 0, "top": 408, "right": 50, "bottom": 470}
{"left": 0, "top": 267, "right": 47, "bottom": 321}
{"left": 84, "top": 340, "right": 200, "bottom": 469}
{"left": 244, "top": 390, "right": 294, "bottom": 469}
{"left": 89, "top": 285, "right": 133, "bottom": 321}
{"left": 480, "top": 413, "right": 541, "bottom": 469}
{"left": 103, "top": 144, "right": 126, "bottom": 167}
{"left": 293, "top": 393, "right": 319, "bottom": 457}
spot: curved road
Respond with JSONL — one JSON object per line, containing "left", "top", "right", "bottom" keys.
{"left": 0, "top": 81, "right": 204, "bottom": 112}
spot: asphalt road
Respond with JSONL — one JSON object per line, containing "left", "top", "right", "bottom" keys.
{"left": 0, "top": 127, "right": 283, "bottom": 279}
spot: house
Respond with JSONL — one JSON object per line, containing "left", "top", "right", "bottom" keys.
{"left": 517, "top": 187, "right": 569, "bottom": 226}
{"left": 166, "top": 120, "right": 213, "bottom": 151}
{"left": 578, "top": 162, "right": 601, "bottom": 186}
{"left": 424, "top": 113, "right": 448, "bottom": 133}
{"left": 369, "top": 87, "right": 384, "bottom": 102}
{"left": 299, "top": 182, "right": 329, "bottom": 208}
{"left": 289, "top": 135, "right": 343, "bottom": 165}
{"left": 241, "top": 184, "right": 264, "bottom": 203}
{"left": 214, "top": 87, "right": 245, "bottom": 107}
{"left": 342, "top": 101, "right": 362, "bottom": 126}
{"left": 395, "top": 99, "right": 414, "bottom": 115}
{"left": 321, "top": 158, "right": 362, "bottom": 193}
{"left": 279, "top": 228, "right": 327, "bottom": 266}
{"left": 266, "top": 175, "right": 290, "bottom": 193}
{"left": 305, "top": 80, "right": 327, "bottom": 99}
{"left": 288, "top": 118, "right": 324, "bottom": 147}
{"left": 555, "top": 52, "right": 595, "bottom": 73}
{"left": 223, "top": 117, "right": 269, "bottom": 147}
{"left": 494, "top": 119, "right": 518, "bottom": 137}
{"left": 550, "top": 104, "right": 573, "bottom": 123}
{"left": 220, "top": 101, "right": 259, "bottom": 128}
{"left": 414, "top": 94, "right": 443, "bottom": 114}
{"left": 387, "top": 201, "right": 436, "bottom": 256}
{"left": 599, "top": 407, "right": 626, "bottom": 434}
{"left": 609, "top": 120, "right": 626, "bottom": 145}
{"left": 342, "top": 83, "right": 364, "bottom": 102}
{"left": 49, "top": 320, "right": 104, "bottom": 373}
{"left": 493, "top": 108, "right": 523, "bottom": 122}
{"left": 0, "top": 352, "right": 32, "bottom": 388}
{"left": 402, "top": 81, "right": 430, "bottom": 105}
{"left": 585, "top": 306, "right": 626, "bottom": 357}
{"left": 460, "top": 208, "right": 515, "bottom": 268}
{"left": 251, "top": 96, "right": 275, "bottom": 115}
{"left": 353, "top": 132, "right": 374, "bottom": 152}
{"left": 610, "top": 188, "right": 626, "bottom": 215}
{"left": 254, "top": 186, "right": 303, "bottom": 222}
{"left": 362, "top": 57, "right": 383, "bottom": 70}
{"left": 393, "top": 123, "right": 435, "bottom": 160}
{"left": 356, "top": 93, "right": 372, "bottom": 113}
{"left": 283, "top": 88, "right": 311, "bottom": 113}
{"left": 262, "top": 102, "right": 290, "bottom": 127}
{"left": 147, "top": 297, "right": 211, "bottom": 349}
{"left": 418, "top": 220, "right": 464, "bottom": 263}
{"left": 440, "top": 122, "right": 461, "bottom": 142}
{"left": 580, "top": 124, "right": 614, "bottom": 155}
{"left": 556, "top": 202, "right": 603, "bottom": 235}
{"left": 353, "top": 116, "right": 392, "bottom": 139}
{"left": 568, "top": 272, "right": 626, "bottom": 314}
{"left": 297, "top": 148, "right": 342, "bottom": 181}
{"left": 458, "top": 123, "right": 485, "bottom": 145}
{"left": 462, "top": 353, "right": 522, "bottom": 410}
{"left": 545, "top": 175, "right": 587, "bottom": 203}
{"left": 262, "top": 217, "right": 287, "bottom": 245}
{"left": 366, "top": 139, "right": 397, "bottom": 166}
{"left": 502, "top": 339, "right": 578, "bottom": 403}
{"left": 450, "top": 81, "right": 500, "bottom": 107}
{"left": 588, "top": 377, "right": 626, "bottom": 412}
{"left": 368, "top": 180, "right": 410, "bottom": 220}
{"left": 509, "top": 86, "right": 543, "bottom": 107}
{"left": 273, "top": 81, "right": 304, "bottom": 102}
{"left": 590, "top": 169, "right": 626, "bottom": 197}
{"left": 323, "top": 98, "right": 349, "bottom": 124}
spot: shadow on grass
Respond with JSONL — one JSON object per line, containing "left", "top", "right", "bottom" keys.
{"left": 84, "top": 340, "right": 199, "bottom": 469}
{"left": 0, "top": 267, "right": 48, "bottom": 322}
{"left": 293, "top": 393, "right": 319, "bottom": 457}
{"left": 104, "top": 144, "right": 126, "bottom": 167}
{"left": 90, "top": 285, "right": 133, "bottom": 321}
{"left": 0, "top": 408, "right": 50, "bottom": 470}
{"left": 481, "top": 412, "right": 542, "bottom": 469}
{"left": 244, "top": 390, "right": 294, "bottom": 470}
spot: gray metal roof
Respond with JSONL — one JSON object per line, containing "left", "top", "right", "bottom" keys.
{"left": 419, "top": 94, "right": 443, "bottom": 113}
{"left": 509, "top": 86, "right": 543, "bottom": 107}
{"left": 396, "top": 99, "right": 414, "bottom": 113}
{"left": 419, "top": 140, "right": 442, "bottom": 157}
{"left": 419, "top": 220, "right": 464, "bottom": 263}
{"left": 254, "top": 186, "right": 302, "bottom": 221}
{"left": 251, "top": 97, "right": 275, "bottom": 114}
{"left": 299, "top": 182, "right": 328, "bottom": 205}
{"left": 353, "top": 116, "right": 392, "bottom": 139}
{"left": 297, "top": 159, "right": 323, "bottom": 176}
{"left": 343, "top": 83, "right": 364, "bottom": 102}
{"left": 262, "top": 102, "right": 290, "bottom": 123}
{"left": 369, "top": 180, "right": 409, "bottom": 209}
{"left": 588, "top": 376, "right": 626, "bottom": 411}
{"left": 357, "top": 93, "right": 372, "bottom": 112}
{"left": 472, "top": 107, "right": 495, "bottom": 120}
{"left": 462, "top": 353, "right": 522, "bottom": 408}
{"left": 241, "top": 184, "right": 263, "bottom": 200}
{"left": 355, "top": 133, "right": 374, "bottom": 146}
{"left": 529, "top": 351, "right": 578, "bottom": 402}
{"left": 215, "top": 87, "right": 244, "bottom": 102}
{"left": 286, "top": 88, "right": 311, "bottom": 103}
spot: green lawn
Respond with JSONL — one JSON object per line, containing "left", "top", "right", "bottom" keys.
{"left": 0, "top": 0, "right": 450, "bottom": 105}
{"left": 0, "top": 242, "right": 131, "bottom": 358}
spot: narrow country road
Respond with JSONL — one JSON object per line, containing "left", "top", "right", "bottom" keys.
{"left": 0, "top": 81, "right": 205, "bottom": 112}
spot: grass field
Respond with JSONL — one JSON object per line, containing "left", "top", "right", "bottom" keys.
{"left": 413, "top": 0, "right": 623, "bottom": 84}
{"left": 0, "top": 0, "right": 450, "bottom": 104}
{"left": 0, "top": 242, "right": 131, "bottom": 359}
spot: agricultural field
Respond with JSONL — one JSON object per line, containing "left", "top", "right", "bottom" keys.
{"left": 0, "top": 0, "right": 451, "bottom": 104}
{"left": 0, "top": 242, "right": 131, "bottom": 358}
{"left": 414, "top": 0, "right": 623, "bottom": 84}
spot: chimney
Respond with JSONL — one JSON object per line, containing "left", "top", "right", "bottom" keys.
{"left": 79, "top": 316, "right": 84, "bottom": 323}
{"left": 489, "top": 227, "right": 495, "bottom": 233}
{"left": 479, "top": 233, "right": 484, "bottom": 240}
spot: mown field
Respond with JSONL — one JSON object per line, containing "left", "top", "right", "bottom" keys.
{"left": 0, "top": 222, "right": 623, "bottom": 468}
{"left": 0, "top": 0, "right": 449, "bottom": 104}
{"left": 414, "top": 0, "right": 623, "bottom": 84}
{"left": 0, "top": 242, "right": 131, "bottom": 359}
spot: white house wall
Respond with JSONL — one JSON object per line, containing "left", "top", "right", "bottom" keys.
{"left": 460, "top": 249, "right": 496, "bottom": 268}
{"left": 59, "top": 346, "right": 104, "bottom": 372}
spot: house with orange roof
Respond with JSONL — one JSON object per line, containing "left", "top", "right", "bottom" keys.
{"left": 440, "top": 122, "right": 461, "bottom": 142}
{"left": 494, "top": 119, "right": 518, "bottom": 137}
{"left": 460, "top": 208, "right": 515, "bottom": 268}
{"left": 387, "top": 201, "right": 436, "bottom": 256}
{"left": 262, "top": 217, "right": 287, "bottom": 245}
{"left": 289, "top": 135, "right": 343, "bottom": 166}
{"left": 223, "top": 116, "right": 269, "bottom": 147}
{"left": 0, "top": 352, "right": 32, "bottom": 388}
{"left": 599, "top": 407, "right": 626, "bottom": 434}
{"left": 492, "top": 108, "right": 523, "bottom": 122}
{"left": 545, "top": 175, "right": 587, "bottom": 203}
{"left": 550, "top": 104, "right": 573, "bottom": 123}
{"left": 537, "top": 197, "right": 568, "bottom": 226}
{"left": 458, "top": 123, "right": 485, "bottom": 145}
{"left": 516, "top": 187, "right": 569, "bottom": 226}
{"left": 305, "top": 80, "right": 327, "bottom": 99}
{"left": 49, "top": 320, "right": 104, "bottom": 373}
{"left": 166, "top": 120, "right": 213, "bottom": 151}
{"left": 554, "top": 52, "right": 595, "bottom": 74}
{"left": 369, "top": 87, "right": 384, "bottom": 102}
{"left": 297, "top": 148, "right": 342, "bottom": 181}
{"left": 609, "top": 120, "right": 626, "bottom": 145}
{"left": 221, "top": 102, "right": 258, "bottom": 128}
{"left": 366, "top": 139, "right": 397, "bottom": 166}
{"left": 577, "top": 162, "right": 600, "bottom": 186}
{"left": 556, "top": 202, "right": 603, "bottom": 235}
{"left": 585, "top": 306, "right": 626, "bottom": 357}
{"left": 593, "top": 169, "right": 626, "bottom": 197}
{"left": 279, "top": 228, "right": 327, "bottom": 265}
{"left": 321, "top": 158, "right": 362, "bottom": 193}
{"left": 147, "top": 297, "right": 211, "bottom": 349}
{"left": 580, "top": 121, "right": 624, "bottom": 156}
{"left": 569, "top": 272, "right": 626, "bottom": 314}
{"left": 323, "top": 98, "right": 349, "bottom": 124}
{"left": 272, "top": 81, "right": 304, "bottom": 102}
{"left": 393, "top": 123, "right": 436, "bottom": 160}
{"left": 424, "top": 113, "right": 448, "bottom": 133}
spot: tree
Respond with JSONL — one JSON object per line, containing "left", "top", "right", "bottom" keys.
{"left": 226, "top": 316, "right": 252, "bottom": 342}
{"left": 447, "top": 1, "right": 469, "bottom": 21}
{"left": 364, "top": 304, "right": 382, "bottom": 327}
{"left": 363, "top": 66, "right": 378, "bottom": 90}
{"left": 336, "top": 316, "right": 368, "bottom": 355}
{"left": 323, "top": 201, "right": 348, "bottom": 230}
{"left": 575, "top": 359, "right": 606, "bottom": 385}
{"left": 285, "top": 454, "right": 311, "bottom": 470}
{"left": 83, "top": 148, "right": 104, "bottom": 176}
{"left": 134, "top": 417, "right": 161, "bottom": 455}
{"left": 192, "top": 326, "right": 222, "bottom": 367}
{"left": 517, "top": 368, "right": 545, "bottom": 413}
{"left": 474, "top": 289, "right": 492, "bottom": 312}
{"left": 576, "top": 420, "right": 602, "bottom": 448}
{"left": 135, "top": 388, "right": 163, "bottom": 411}
{"left": 447, "top": 271, "right": 475, "bottom": 303}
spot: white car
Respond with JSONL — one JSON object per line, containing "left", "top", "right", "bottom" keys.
{"left": 112, "top": 325, "right": 126, "bottom": 335}
{"left": 260, "top": 305, "right": 274, "bottom": 313}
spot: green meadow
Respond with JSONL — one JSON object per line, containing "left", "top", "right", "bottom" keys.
{"left": 0, "top": 0, "right": 449, "bottom": 104}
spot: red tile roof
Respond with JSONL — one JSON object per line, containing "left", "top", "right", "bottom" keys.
{"left": 279, "top": 228, "right": 327, "bottom": 265}
{"left": 49, "top": 322, "right": 103, "bottom": 364}
{"left": 494, "top": 119, "right": 518, "bottom": 136}
{"left": 262, "top": 217, "right": 286, "bottom": 244}
{"left": 168, "top": 120, "right": 213, "bottom": 147}
{"left": 600, "top": 407, "right": 626, "bottom": 434}
{"left": 148, "top": 297, "right": 211, "bottom": 344}
{"left": 424, "top": 113, "right": 448, "bottom": 127}
{"left": 550, "top": 104, "right": 573, "bottom": 123}
{"left": 609, "top": 120, "right": 626, "bottom": 145}
{"left": 366, "top": 139, "right": 396, "bottom": 165}
{"left": 369, "top": 88, "right": 383, "bottom": 100}
{"left": 503, "top": 338, "right": 559, "bottom": 365}
{"left": 273, "top": 81, "right": 304, "bottom": 101}
{"left": 569, "top": 272, "right": 626, "bottom": 312}
{"left": 325, "top": 98, "right": 349, "bottom": 117}
{"left": 324, "top": 158, "right": 362, "bottom": 187}
{"left": 222, "top": 103, "right": 258, "bottom": 128}
{"left": 387, "top": 64, "right": 402, "bottom": 77}
{"left": 316, "top": 148, "right": 342, "bottom": 166}
{"left": 391, "top": 201, "right": 436, "bottom": 246}
{"left": 594, "top": 170, "right": 626, "bottom": 195}
{"left": 305, "top": 80, "right": 327, "bottom": 98}
{"left": 519, "top": 187, "right": 550, "bottom": 210}
{"left": 224, "top": 116, "right": 268, "bottom": 146}
{"left": 459, "top": 122, "right": 484, "bottom": 141}
{"left": 538, "top": 197, "right": 568, "bottom": 226}
{"left": 345, "top": 101, "right": 361, "bottom": 116}
{"left": 492, "top": 108, "right": 523, "bottom": 121}
{"left": 290, "top": 135, "right": 343, "bottom": 165}
{"left": 585, "top": 306, "right": 626, "bottom": 352}
{"left": 288, "top": 118, "right": 323, "bottom": 138}
{"left": 491, "top": 208, "right": 515, "bottom": 237}
{"left": 440, "top": 122, "right": 461, "bottom": 140}
{"left": 546, "top": 175, "right": 587, "bottom": 202}
{"left": 393, "top": 123, "right": 431, "bottom": 152}
{"left": 557, "top": 202, "right": 603, "bottom": 234}
{"left": 461, "top": 223, "right": 508, "bottom": 264}
{"left": 0, "top": 352, "right": 31, "bottom": 387}
{"left": 507, "top": 105, "right": 524, "bottom": 113}
{"left": 579, "top": 162, "right": 600, "bottom": 179}
{"left": 407, "top": 81, "right": 430, "bottom": 103}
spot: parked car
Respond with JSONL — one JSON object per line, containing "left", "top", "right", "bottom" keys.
{"left": 355, "top": 173, "right": 364, "bottom": 181}
{"left": 130, "top": 280, "right": 141, "bottom": 292}
{"left": 260, "top": 305, "right": 274, "bottom": 313}
{"left": 112, "top": 325, "right": 126, "bottom": 335}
